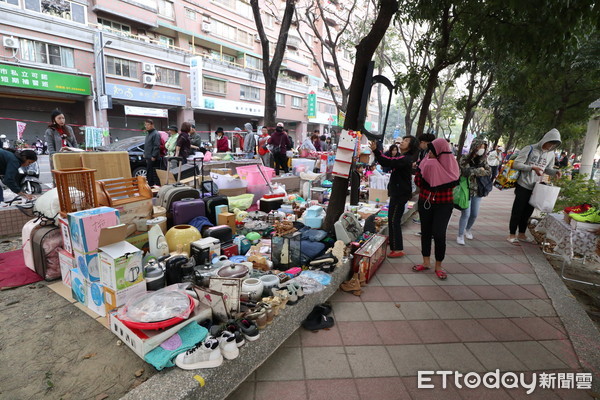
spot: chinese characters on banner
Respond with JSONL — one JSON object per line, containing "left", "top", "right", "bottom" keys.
{"left": 307, "top": 91, "right": 317, "bottom": 119}
{"left": 16, "top": 121, "right": 26, "bottom": 140}
{"left": 84, "top": 127, "right": 107, "bottom": 149}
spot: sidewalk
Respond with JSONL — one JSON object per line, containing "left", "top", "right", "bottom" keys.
{"left": 227, "top": 189, "right": 599, "bottom": 400}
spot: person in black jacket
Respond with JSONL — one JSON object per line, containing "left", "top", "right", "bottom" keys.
{"left": 0, "top": 149, "right": 37, "bottom": 202}
{"left": 372, "top": 135, "right": 419, "bottom": 258}
{"left": 143, "top": 119, "right": 161, "bottom": 187}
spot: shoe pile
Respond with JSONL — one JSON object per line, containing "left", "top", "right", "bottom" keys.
{"left": 309, "top": 253, "right": 338, "bottom": 273}
{"left": 302, "top": 303, "right": 334, "bottom": 331}
{"left": 569, "top": 205, "right": 600, "bottom": 223}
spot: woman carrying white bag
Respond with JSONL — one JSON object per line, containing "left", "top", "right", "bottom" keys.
{"left": 507, "top": 129, "right": 562, "bottom": 245}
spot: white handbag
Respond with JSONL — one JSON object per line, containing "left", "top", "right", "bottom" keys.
{"left": 529, "top": 183, "right": 560, "bottom": 212}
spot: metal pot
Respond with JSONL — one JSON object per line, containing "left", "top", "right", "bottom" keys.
{"left": 216, "top": 263, "right": 250, "bottom": 279}
{"left": 144, "top": 258, "right": 166, "bottom": 291}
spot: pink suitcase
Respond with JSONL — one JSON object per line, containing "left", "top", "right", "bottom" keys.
{"left": 31, "top": 226, "right": 63, "bottom": 280}
{"left": 172, "top": 198, "right": 205, "bottom": 226}
{"left": 22, "top": 218, "right": 44, "bottom": 272}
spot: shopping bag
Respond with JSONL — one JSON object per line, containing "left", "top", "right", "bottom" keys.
{"left": 493, "top": 160, "right": 520, "bottom": 190}
{"left": 477, "top": 175, "right": 493, "bottom": 197}
{"left": 453, "top": 176, "right": 470, "bottom": 210}
{"left": 529, "top": 183, "right": 560, "bottom": 212}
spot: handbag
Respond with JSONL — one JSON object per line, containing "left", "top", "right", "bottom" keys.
{"left": 529, "top": 183, "right": 560, "bottom": 212}
{"left": 453, "top": 176, "right": 470, "bottom": 210}
{"left": 494, "top": 145, "right": 533, "bottom": 190}
{"left": 477, "top": 175, "right": 493, "bottom": 197}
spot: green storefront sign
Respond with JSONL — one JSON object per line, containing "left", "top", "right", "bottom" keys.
{"left": 307, "top": 91, "right": 317, "bottom": 119}
{"left": 0, "top": 64, "right": 91, "bottom": 95}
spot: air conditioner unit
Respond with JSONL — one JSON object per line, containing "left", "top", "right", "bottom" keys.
{"left": 254, "top": 34, "right": 261, "bottom": 43}
{"left": 142, "top": 63, "right": 156, "bottom": 74}
{"left": 3, "top": 36, "right": 19, "bottom": 50}
{"left": 143, "top": 74, "right": 156, "bottom": 85}
{"left": 201, "top": 22, "right": 211, "bottom": 33}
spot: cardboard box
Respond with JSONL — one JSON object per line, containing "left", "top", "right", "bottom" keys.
{"left": 70, "top": 268, "right": 87, "bottom": 305}
{"left": 114, "top": 199, "right": 153, "bottom": 226}
{"left": 72, "top": 248, "right": 99, "bottom": 282}
{"left": 99, "top": 225, "right": 144, "bottom": 291}
{"left": 57, "top": 248, "right": 74, "bottom": 288}
{"left": 215, "top": 204, "right": 229, "bottom": 216}
{"left": 87, "top": 280, "right": 106, "bottom": 317}
{"left": 103, "top": 280, "right": 147, "bottom": 314}
{"left": 368, "top": 188, "right": 389, "bottom": 204}
{"left": 108, "top": 302, "right": 212, "bottom": 359}
{"left": 68, "top": 207, "right": 120, "bottom": 253}
{"left": 217, "top": 187, "right": 247, "bottom": 197}
{"left": 125, "top": 231, "right": 149, "bottom": 251}
{"left": 217, "top": 212, "right": 236, "bottom": 231}
{"left": 190, "top": 237, "right": 220, "bottom": 265}
{"left": 57, "top": 216, "right": 73, "bottom": 255}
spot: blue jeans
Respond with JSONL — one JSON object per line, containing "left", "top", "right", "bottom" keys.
{"left": 458, "top": 196, "right": 483, "bottom": 235}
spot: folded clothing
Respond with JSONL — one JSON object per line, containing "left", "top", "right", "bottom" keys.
{"left": 144, "top": 322, "right": 208, "bottom": 370}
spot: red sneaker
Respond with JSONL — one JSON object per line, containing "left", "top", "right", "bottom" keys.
{"left": 388, "top": 251, "right": 405, "bottom": 258}
{"left": 564, "top": 204, "right": 592, "bottom": 214}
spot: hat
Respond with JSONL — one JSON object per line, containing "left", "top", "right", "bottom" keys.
{"left": 234, "top": 127, "right": 242, "bottom": 132}
{"left": 276, "top": 122, "right": 284, "bottom": 127}
{"left": 167, "top": 125, "right": 178, "bottom": 132}
{"left": 498, "top": 146, "right": 504, "bottom": 152}
{"left": 216, "top": 127, "right": 224, "bottom": 133}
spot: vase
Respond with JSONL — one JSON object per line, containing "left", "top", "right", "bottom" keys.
{"left": 242, "top": 278, "right": 264, "bottom": 302}
{"left": 165, "top": 225, "right": 201, "bottom": 256}
{"left": 259, "top": 274, "right": 280, "bottom": 297}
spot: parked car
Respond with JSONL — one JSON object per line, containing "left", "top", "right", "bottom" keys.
{"left": 97, "top": 136, "right": 147, "bottom": 177}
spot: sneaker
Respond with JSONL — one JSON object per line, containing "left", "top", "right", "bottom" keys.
{"left": 236, "top": 319, "right": 260, "bottom": 341}
{"left": 218, "top": 331, "right": 239, "bottom": 360}
{"left": 175, "top": 337, "right": 223, "bottom": 370}
{"left": 570, "top": 208, "right": 600, "bottom": 223}
{"left": 456, "top": 235, "right": 465, "bottom": 245}
{"left": 564, "top": 203, "right": 592, "bottom": 214}
{"left": 414, "top": 231, "right": 422, "bottom": 236}
{"left": 465, "top": 230, "right": 474, "bottom": 240}
{"left": 223, "top": 321, "right": 245, "bottom": 348}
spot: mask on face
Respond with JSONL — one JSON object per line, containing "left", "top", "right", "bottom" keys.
{"left": 476, "top": 149, "right": 485, "bottom": 156}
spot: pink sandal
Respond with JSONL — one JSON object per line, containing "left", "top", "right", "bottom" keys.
{"left": 412, "top": 265, "right": 430, "bottom": 272}
{"left": 435, "top": 269, "right": 448, "bottom": 280}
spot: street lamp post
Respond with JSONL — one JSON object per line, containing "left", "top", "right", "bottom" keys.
{"left": 93, "top": 31, "right": 112, "bottom": 145}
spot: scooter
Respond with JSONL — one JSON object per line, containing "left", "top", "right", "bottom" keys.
{"left": 33, "top": 138, "right": 45, "bottom": 155}
{"left": 19, "top": 161, "right": 42, "bottom": 194}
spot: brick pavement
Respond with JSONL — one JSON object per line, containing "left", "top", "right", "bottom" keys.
{"left": 227, "top": 189, "right": 597, "bottom": 400}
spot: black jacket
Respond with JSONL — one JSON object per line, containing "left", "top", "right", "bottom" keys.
{"left": 144, "top": 129, "right": 160, "bottom": 159}
{"left": 374, "top": 149, "right": 416, "bottom": 199}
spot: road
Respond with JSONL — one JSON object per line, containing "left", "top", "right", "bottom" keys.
{"left": 37, "top": 154, "right": 53, "bottom": 188}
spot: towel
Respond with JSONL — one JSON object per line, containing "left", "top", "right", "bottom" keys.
{"left": 144, "top": 323, "right": 208, "bottom": 370}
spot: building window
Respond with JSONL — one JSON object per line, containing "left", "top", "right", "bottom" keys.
{"left": 185, "top": 8, "right": 197, "bottom": 20}
{"left": 245, "top": 55, "right": 262, "bottom": 70}
{"left": 158, "top": 35, "right": 175, "bottom": 49}
{"left": 97, "top": 18, "right": 131, "bottom": 36}
{"left": 237, "top": 0, "right": 252, "bottom": 18}
{"left": 19, "top": 39, "right": 74, "bottom": 68}
{"left": 304, "top": 32, "right": 314, "bottom": 44}
{"left": 212, "top": 20, "right": 237, "bottom": 41}
{"left": 263, "top": 12, "right": 274, "bottom": 28}
{"left": 236, "top": 30, "right": 253, "bottom": 46}
{"left": 157, "top": 0, "right": 174, "bottom": 18}
{"left": 276, "top": 92, "right": 285, "bottom": 106}
{"left": 320, "top": 102, "right": 335, "bottom": 114}
{"left": 25, "top": 0, "right": 86, "bottom": 24}
{"left": 292, "top": 96, "right": 302, "bottom": 108}
{"left": 212, "top": 0, "right": 234, "bottom": 8}
{"left": 106, "top": 56, "right": 138, "bottom": 78}
{"left": 343, "top": 48, "right": 352, "bottom": 61}
{"left": 1, "top": 0, "right": 19, "bottom": 6}
{"left": 240, "top": 85, "right": 260, "bottom": 101}
{"left": 210, "top": 50, "right": 237, "bottom": 65}
{"left": 155, "top": 66, "right": 180, "bottom": 86}
{"left": 203, "top": 76, "right": 227, "bottom": 95}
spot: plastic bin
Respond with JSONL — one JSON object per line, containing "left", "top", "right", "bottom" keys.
{"left": 210, "top": 172, "right": 248, "bottom": 189}
{"left": 291, "top": 158, "right": 316, "bottom": 176}
{"left": 235, "top": 165, "right": 275, "bottom": 186}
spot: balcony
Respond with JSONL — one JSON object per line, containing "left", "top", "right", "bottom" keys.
{"left": 286, "top": 34, "right": 301, "bottom": 50}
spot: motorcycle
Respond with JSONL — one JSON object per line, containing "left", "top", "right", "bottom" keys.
{"left": 18, "top": 161, "right": 42, "bottom": 195}
{"left": 33, "top": 138, "right": 45, "bottom": 155}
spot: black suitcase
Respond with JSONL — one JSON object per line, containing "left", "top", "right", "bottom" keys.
{"left": 204, "top": 195, "right": 229, "bottom": 225}
{"left": 202, "top": 225, "right": 233, "bottom": 243}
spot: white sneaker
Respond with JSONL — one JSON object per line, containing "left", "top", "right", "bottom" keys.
{"left": 218, "top": 331, "right": 240, "bottom": 360}
{"left": 465, "top": 230, "right": 474, "bottom": 240}
{"left": 457, "top": 235, "right": 465, "bottom": 245}
{"left": 175, "top": 336, "right": 223, "bottom": 370}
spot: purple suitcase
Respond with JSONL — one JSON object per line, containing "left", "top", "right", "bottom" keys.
{"left": 172, "top": 198, "right": 205, "bottom": 226}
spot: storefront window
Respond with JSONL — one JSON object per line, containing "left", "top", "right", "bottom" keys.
{"left": 106, "top": 56, "right": 138, "bottom": 79}
{"left": 19, "top": 39, "right": 74, "bottom": 68}
{"left": 155, "top": 66, "right": 180, "bottom": 86}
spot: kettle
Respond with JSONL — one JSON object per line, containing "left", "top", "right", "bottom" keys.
{"left": 144, "top": 257, "right": 166, "bottom": 291}
{"left": 165, "top": 255, "right": 189, "bottom": 285}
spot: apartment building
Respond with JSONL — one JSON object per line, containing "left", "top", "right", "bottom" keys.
{"left": 0, "top": 0, "right": 378, "bottom": 145}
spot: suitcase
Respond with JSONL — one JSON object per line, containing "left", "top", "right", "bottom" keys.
{"left": 157, "top": 157, "right": 201, "bottom": 225}
{"left": 202, "top": 225, "right": 233, "bottom": 243}
{"left": 172, "top": 198, "right": 205, "bottom": 226}
{"left": 204, "top": 195, "right": 229, "bottom": 225}
{"left": 22, "top": 218, "right": 44, "bottom": 272}
{"left": 31, "top": 225, "right": 64, "bottom": 280}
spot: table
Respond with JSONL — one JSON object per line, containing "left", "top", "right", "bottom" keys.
{"left": 535, "top": 213, "right": 600, "bottom": 286}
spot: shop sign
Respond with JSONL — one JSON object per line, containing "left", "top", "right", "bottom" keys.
{"left": 307, "top": 90, "right": 317, "bottom": 119}
{"left": 105, "top": 83, "right": 186, "bottom": 107}
{"left": 124, "top": 106, "right": 168, "bottom": 118}
{"left": 190, "top": 56, "right": 203, "bottom": 109}
{"left": 199, "top": 97, "right": 264, "bottom": 117}
{"left": 0, "top": 63, "right": 91, "bottom": 95}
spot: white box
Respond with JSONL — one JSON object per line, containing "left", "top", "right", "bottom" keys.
{"left": 87, "top": 280, "right": 106, "bottom": 317}
{"left": 57, "top": 216, "right": 73, "bottom": 255}
{"left": 108, "top": 303, "right": 212, "bottom": 359}
{"left": 68, "top": 207, "right": 120, "bottom": 253}
{"left": 99, "top": 241, "right": 143, "bottom": 291}
{"left": 72, "top": 248, "right": 99, "bottom": 282}
{"left": 70, "top": 268, "right": 87, "bottom": 305}
{"left": 103, "top": 280, "right": 147, "bottom": 314}
{"left": 57, "top": 248, "right": 74, "bottom": 288}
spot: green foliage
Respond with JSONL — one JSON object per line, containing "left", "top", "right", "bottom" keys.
{"left": 553, "top": 174, "right": 600, "bottom": 212}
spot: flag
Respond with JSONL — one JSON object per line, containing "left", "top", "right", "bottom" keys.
{"left": 16, "top": 121, "right": 26, "bottom": 140}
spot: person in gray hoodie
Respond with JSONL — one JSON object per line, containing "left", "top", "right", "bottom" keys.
{"left": 508, "top": 128, "right": 562, "bottom": 244}
{"left": 243, "top": 122, "right": 256, "bottom": 159}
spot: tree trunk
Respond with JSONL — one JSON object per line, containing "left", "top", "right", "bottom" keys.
{"left": 415, "top": 71, "right": 439, "bottom": 137}
{"left": 323, "top": 0, "right": 399, "bottom": 232}
{"left": 264, "top": 77, "right": 277, "bottom": 127}
{"left": 505, "top": 129, "right": 516, "bottom": 152}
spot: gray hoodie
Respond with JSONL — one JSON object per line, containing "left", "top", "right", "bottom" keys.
{"left": 243, "top": 123, "right": 256, "bottom": 153}
{"left": 513, "top": 128, "right": 561, "bottom": 190}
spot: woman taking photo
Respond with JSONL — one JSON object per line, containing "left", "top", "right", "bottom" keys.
{"left": 457, "top": 139, "right": 491, "bottom": 245}
{"left": 413, "top": 138, "right": 459, "bottom": 280}
{"left": 371, "top": 135, "right": 419, "bottom": 258}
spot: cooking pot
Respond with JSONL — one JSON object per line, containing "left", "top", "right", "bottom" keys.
{"left": 216, "top": 263, "right": 250, "bottom": 279}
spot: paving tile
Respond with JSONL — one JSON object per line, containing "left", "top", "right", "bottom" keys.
{"left": 552, "top": 387, "right": 595, "bottom": 400}
{"left": 355, "top": 377, "right": 411, "bottom": 400}
{"left": 364, "top": 301, "right": 405, "bottom": 321}
{"left": 520, "top": 284, "right": 549, "bottom": 299}
{"left": 337, "top": 321, "right": 384, "bottom": 346}
{"left": 330, "top": 290, "right": 362, "bottom": 302}
{"left": 386, "top": 344, "right": 439, "bottom": 376}
{"left": 479, "top": 274, "right": 515, "bottom": 285}
{"left": 303, "top": 347, "right": 353, "bottom": 379}
{"left": 458, "top": 300, "right": 506, "bottom": 319}
{"left": 331, "top": 302, "right": 370, "bottom": 322}
{"left": 375, "top": 261, "right": 401, "bottom": 274}
{"left": 502, "top": 274, "right": 539, "bottom": 285}
{"left": 282, "top": 330, "right": 301, "bottom": 347}
{"left": 300, "top": 324, "right": 343, "bottom": 347}
{"left": 226, "top": 381, "right": 255, "bottom": 400}
{"left": 452, "top": 255, "right": 479, "bottom": 263}
{"left": 402, "top": 273, "right": 440, "bottom": 286}
{"left": 465, "top": 342, "right": 527, "bottom": 371}
{"left": 511, "top": 318, "right": 566, "bottom": 340}
{"left": 346, "top": 345, "right": 397, "bottom": 377}
{"left": 397, "top": 301, "right": 439, "bottom": 320}
{"left": 485, "top": 263, "right": 522, "bottom": 274}
{"left": 543, "top": 317, "right": 568, "bottom": 336}
{"left": 469, "top": 285, "right": 511, "bottom": 300}
{"left": 487, "top": 300, "right": 535, "bottom": 318}
{"left": 256, "top": 346, "right": 304, "bottom": 381}
{"left": 457, "top": 386, "right": 514, "bottom": 400}
{"left": 415, "top": 286, "right": 453, "bottom": 301}
{"left": 378, "top": 274, "right": 411, "bottom": 287}
{"left": 385, "top": 286, "right": 422, "bottom": 301}
{"left": 374, "top": 321, "right": 421, "bottom": 345}
{"left": 444, "top": 319, "right": 497, "bottom": 342}
{"left": 365, "top": 275, "right": 383, "bottom": 287}
{"left": 503, "top": 341, "right": 568, "bottom": 370}
{"left": 478, "top": 318, "right": 533, "bottom": 341}
{"left": 357, "top": 286, "right": 393, "bottom": 302}
{"left": 516, "top": 299, "right": 557, "bottom": 317}
{"left": 425, "top": 343, "right": 486, "bottom": 372}
{"left": 505, "top": 386, "right": 564, "bottom": 400}
{"left": 441, "top": 286, "right": 482, "bottom": 300}
{"left": 401, "top": 376, "right": 463, "bottom": 400}
{"left": 305, "top": 379, "right": 360, "bottom": 400}
{"left": 540, "top": 340, "right": 581, "bottom": 370}
{"left": 453, "top": 273, "right": 491, "bottom": 286}
{"left": 408, "top": 320, "right": 460, "bottom": 343}
{"left": 255, "top": 380, "right": 307, "bottom": 400}
{"left": 427, "top": 301, "right": 472, "bottom": 320}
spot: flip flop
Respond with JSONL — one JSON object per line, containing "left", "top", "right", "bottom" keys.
{"left": 506, "top": 238, "right": 521, "bottom": 246}
{"left": 412, "top": 264, "right": 430, "bottom": 272}
{"left": 517, "top": 237, "right": 535, "bottom": 243}
{"left": 435, "top": 269, "right": 448, "bottom": 280}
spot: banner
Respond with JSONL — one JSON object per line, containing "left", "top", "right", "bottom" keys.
{"left": 124, "top": 106, "right": 168, "bottom": 118}
{"left": 190, "top": 56, "right": 203, "bottom": 109}
{"left": 307, "top": 90, "right": 317, "bottom": 119}
{"left": 84, "top": 127, "right": 104, "bottom": 149}
{"left": 0, "top": 63, "right": 91, "bottom": 95}
{"left": 16, "top": 121, "right": 26, "bottom": 140}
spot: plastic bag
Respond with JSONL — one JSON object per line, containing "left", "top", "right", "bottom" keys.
{"left": 118, "top": 285, "right": 194, "bottom": 322}
{"left": 288, "top": 275, "right": 325, "bottom": 294}
{"left": 453, "top": 176, "right": 470, "bottom": 210}
{"left": 300, "top": 270, "right": 332, "bottom": 286}
{"left": 228, "top": 193, "right": 255, "bottom": 210}
{"left": 529, "top": 183, "right": 560, "bottom": 212}
{"left": 34, "top": 188, "right": 61, "bottom": 220}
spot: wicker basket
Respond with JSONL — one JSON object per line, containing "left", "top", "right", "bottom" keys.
{"left": 53, "top": 168, "right": 99, "bottom": 216}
